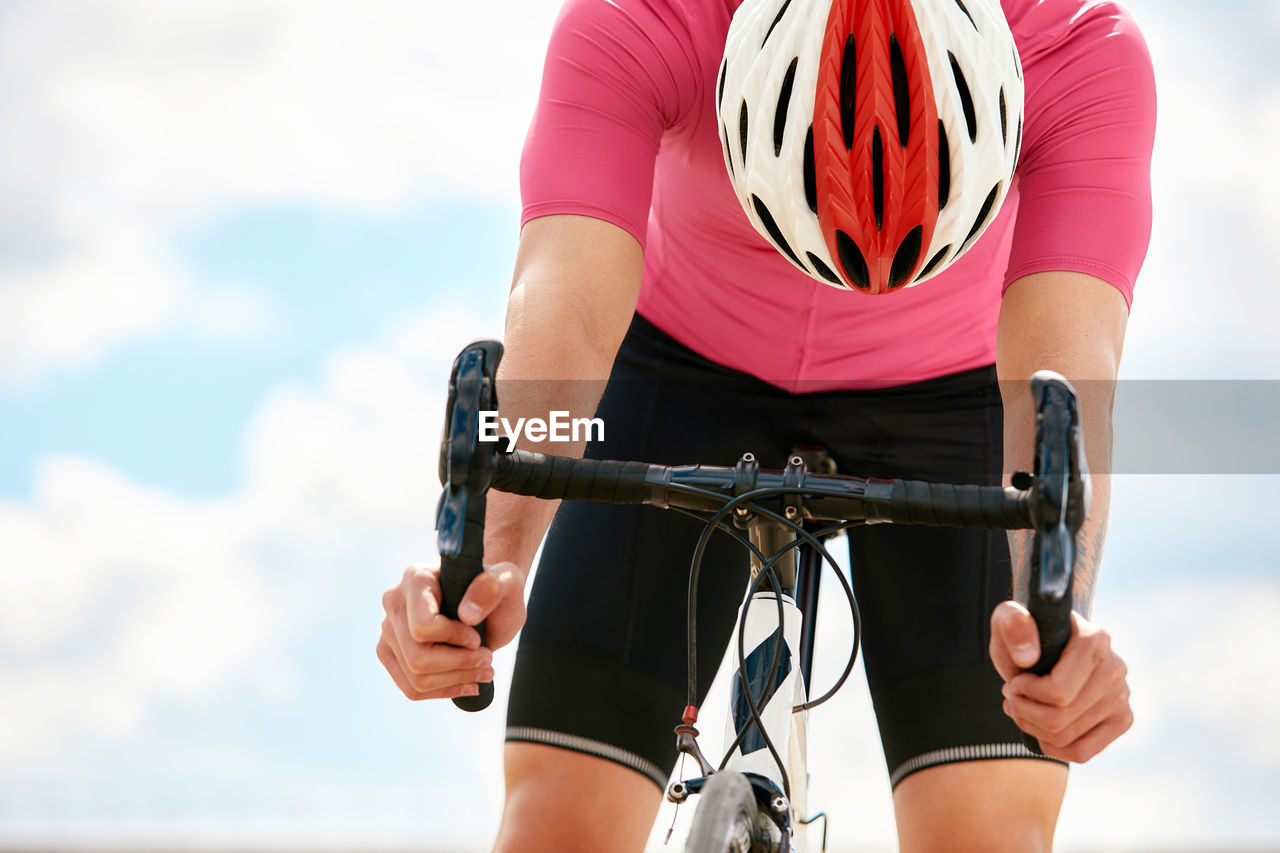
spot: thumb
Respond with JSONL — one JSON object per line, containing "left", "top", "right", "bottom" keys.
{"left": 457, "top": 562, "right": 520, "bottom": 627}
{"left": 992, "top": 600, "right": 1041, "bottom": 672}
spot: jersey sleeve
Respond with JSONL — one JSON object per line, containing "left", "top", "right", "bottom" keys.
{"left": 519, "top": 0, "right": 702, "bottom": 248}
{"left": 1003, "top": 12, "right": 1157, "bottom": 306}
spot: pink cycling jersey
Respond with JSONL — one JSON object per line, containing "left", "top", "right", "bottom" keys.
{"left": 520, "top": 0, "right": 1156, "bottom": 391}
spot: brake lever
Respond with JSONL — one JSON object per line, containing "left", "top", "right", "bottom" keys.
{"left": 1019, "top": 370, "right": 1090, "bottom": 754}
{"left": 435, "top": 339, "right": 504, "bottom": 711}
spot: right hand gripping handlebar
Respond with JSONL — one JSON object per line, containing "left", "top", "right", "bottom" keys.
{"left": 435, "top": 340, "right": 504, "bottom": 711}
{"left": 1018, "top": 371, "right": 1090, "bottom": 753}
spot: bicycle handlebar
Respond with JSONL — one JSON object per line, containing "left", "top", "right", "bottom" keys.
{"left": 434, "top": 341, "right": 1086, "bottom": 759}
{"left": 490, "top": 449, "right": 1033, "bottom": 531}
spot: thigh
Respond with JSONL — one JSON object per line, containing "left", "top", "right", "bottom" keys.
{"left": 811, "top": 367, "right": 1067, "bottom": 786}
{"left": 506, "top": 316, "right": 802, "bottom": 787}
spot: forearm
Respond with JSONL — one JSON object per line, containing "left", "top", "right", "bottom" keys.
{"left": 482, "top": 298, "right": 612, "bottom": 574}
{"left": 1001, "top": 379, "right": 1113, "bottom": 618}
{"left": 997, "top": 272, "right": 1128, "bottom": 617}
{"left": 482, "top": 216, "right": 643, "bottom": 574}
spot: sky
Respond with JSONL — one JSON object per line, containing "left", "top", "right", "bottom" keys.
{"left": 1, "top": 0, "right": 1278, "bottom": 851}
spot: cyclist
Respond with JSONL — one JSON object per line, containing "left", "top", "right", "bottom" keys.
{"left": 378, "top": 0, "right": 1154, "bottom": 850}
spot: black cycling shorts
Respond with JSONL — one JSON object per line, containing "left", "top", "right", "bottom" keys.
{"left": 506, "top": 315, "right": 1065, "bottom": 789}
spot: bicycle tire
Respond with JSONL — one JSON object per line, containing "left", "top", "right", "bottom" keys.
{"left": 684, "top": 772, "right": 769, "bottom": 853}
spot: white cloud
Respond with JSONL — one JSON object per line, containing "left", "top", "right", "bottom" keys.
{"left": 1119, "top": 0, "right": 1280, "bottom": 380}
{"left": 0, "top": 457, "right": 288, "bottom": 757}
{"left": 0, "top": 221, "right": 184, "bottom": 385}
{"left": 186, "top": 285, "right": 274, "bottom": 340}
{"left": 0, "top": 0, "right": 557, "bottom": 385}
{"left": 0, "top": 300, "right": 499, "bottom": 772}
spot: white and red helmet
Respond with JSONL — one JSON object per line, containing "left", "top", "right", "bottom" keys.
{"left": 717, "top": 0, "right": 1024, "bottom": 293}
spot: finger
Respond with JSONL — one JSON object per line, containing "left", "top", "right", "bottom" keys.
{"left": 376, "top": 637, "right": 432, "bottom": 701}
{"left": 1005, "top": 678, "right": 1128, "bottom": 748}
{"left": 475, "top": 563, "right": 528, "bottom": 650}
{"left": 1033, "top": 706, "right": 1134, "bottom": 764}
{"left": 1008, "top": 614, "right": 1108, "bottom": 707}
{"left": 1004, "top": 651, "right": 1127, "bottom": 737}
{"left": 377, "top": 634, "right": 493, "bottom": 699}
{"left": 399, "top": 641, "right": 493, "bottom": 677}
{"left": 403, "top": 578, "right": 482, "bottom": 648}
{"left": 386, "top": 617, "right": 490, "bottom": 695}
{"left": 378, "top": 640, "right": 483, "bottom": 702}
{"left": 386, "top": 609, "right": 491, "bottom": 676}
{"left": 457, "top": 568, "right": 507, "bottom": 626}
{"left": 418, "top": 683, "right": 484, "bottom": 701}
{"left": 989, "top": 600, "right": 1040, "bottom": 680}
{"left": 403, "top": 666, "right": 496, "bottom": 695}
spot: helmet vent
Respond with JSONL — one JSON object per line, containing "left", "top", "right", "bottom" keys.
{"left": 872, "top": 125, "right": 885, "bottom": 231}
{"left": 840, "top": 35, "right": 856, "bottom": 150}
{"left": 836, "top": 230, "right": 871, "bottom": 289}
{"left": 953, "top": 0, "right": 978, "bottom": 31}
{"left": 803, "top": 125, "right": 817, "bottom": 212}
{"left": 948, "top": 52, "right": 977, "bottom": 143}
{"left": 723, "top": 123, "right": 735, "bottom": 177}
{"left": 937, "top": 120, "right": 951, "bottom": 210}
{"left": 1014, "top": 115, "right": 1023, "bottom": 170}
{"left": 718, "top": 60, "right": 727, "bottom": 109}
{"left": 774, "top": 57, "right": 799, "bottom": 156}
{"left": 807, "top": 252, "right": 842, "bottom": 284}
{"left": 889, "top": 225, "right": 923, "bottom": 288}
{"left": 917, "top": 244, "right": 952, "bottom": 281}
{"left": 753, "top": 194, "right": 805, "bottom": 270}
{"left": 762, "top": 0, "right": 792, "bottom": 47}
{"left": 962, "top": 181, "right": 1001, "bottom": 250}
{"left": 999, "top": 87, "right": 1008, "bottom": 149}
{"left": 889, "top": 35, "right": 911, "bottom": 147}
{"left": 739, "top": 100, "right": 750, "bottom": 164}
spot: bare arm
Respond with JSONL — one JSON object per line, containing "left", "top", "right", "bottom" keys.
{"left": 482, "top": 214, "right": 644, "bottom": 574}
{"left": 996, "top": 270, "right": 1128, "bottom": 615}
{"left": 376, "top": 214, "right": 642, "bottom": 702}
{"left": 989, "top": 270, "right": 1135, "bottom": 763}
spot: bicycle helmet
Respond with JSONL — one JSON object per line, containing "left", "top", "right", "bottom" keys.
{"left": 717, "top": 0, "right": 1024, "bottom": 293}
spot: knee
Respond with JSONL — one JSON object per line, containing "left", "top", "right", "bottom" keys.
{"left": 898, "top": 810, "right": 1055, "bottom": 853}
{"left": 907, "top": 820, "right": 1052, "bottom": 853}
{"left": 493, "top": 742, "right": 663, "bottom": 853}
{"left": 893, "top": 759, "right": 1066, "bottom": 853}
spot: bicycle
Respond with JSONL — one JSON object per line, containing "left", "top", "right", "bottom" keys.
{"left": 435, "top": 340, "right": 1087, "bottom": 852}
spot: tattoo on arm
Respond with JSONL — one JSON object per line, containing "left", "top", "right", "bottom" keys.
{"left": 1009, "top": 523, "right": 1106, "bottom": 620}
{"left": 1009, "top": 530, "right": 1031, "bottom": 604}
{"left": 1071, "top": 523, "right": 1106, "bottom": 620}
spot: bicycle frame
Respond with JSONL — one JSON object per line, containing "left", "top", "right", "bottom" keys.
{"left": 719, "top": 521, "right": 812, "bottom": 848}
{"left": 669, "top": 470, "right": 838, "bottom": 851}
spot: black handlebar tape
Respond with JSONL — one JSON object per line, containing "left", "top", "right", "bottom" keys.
{"left": 492, "top": 451, "right": 654, "bottom": 504}
{"left": 437, "top": 492, "right": 493, "bottom": 712}
{"left": 868, "top": 480, "right": 1032, "bottom": 529}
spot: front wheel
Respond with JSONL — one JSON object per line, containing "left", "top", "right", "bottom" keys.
{"left": 684, "top": 772, "right": 770, "bottom": 853}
